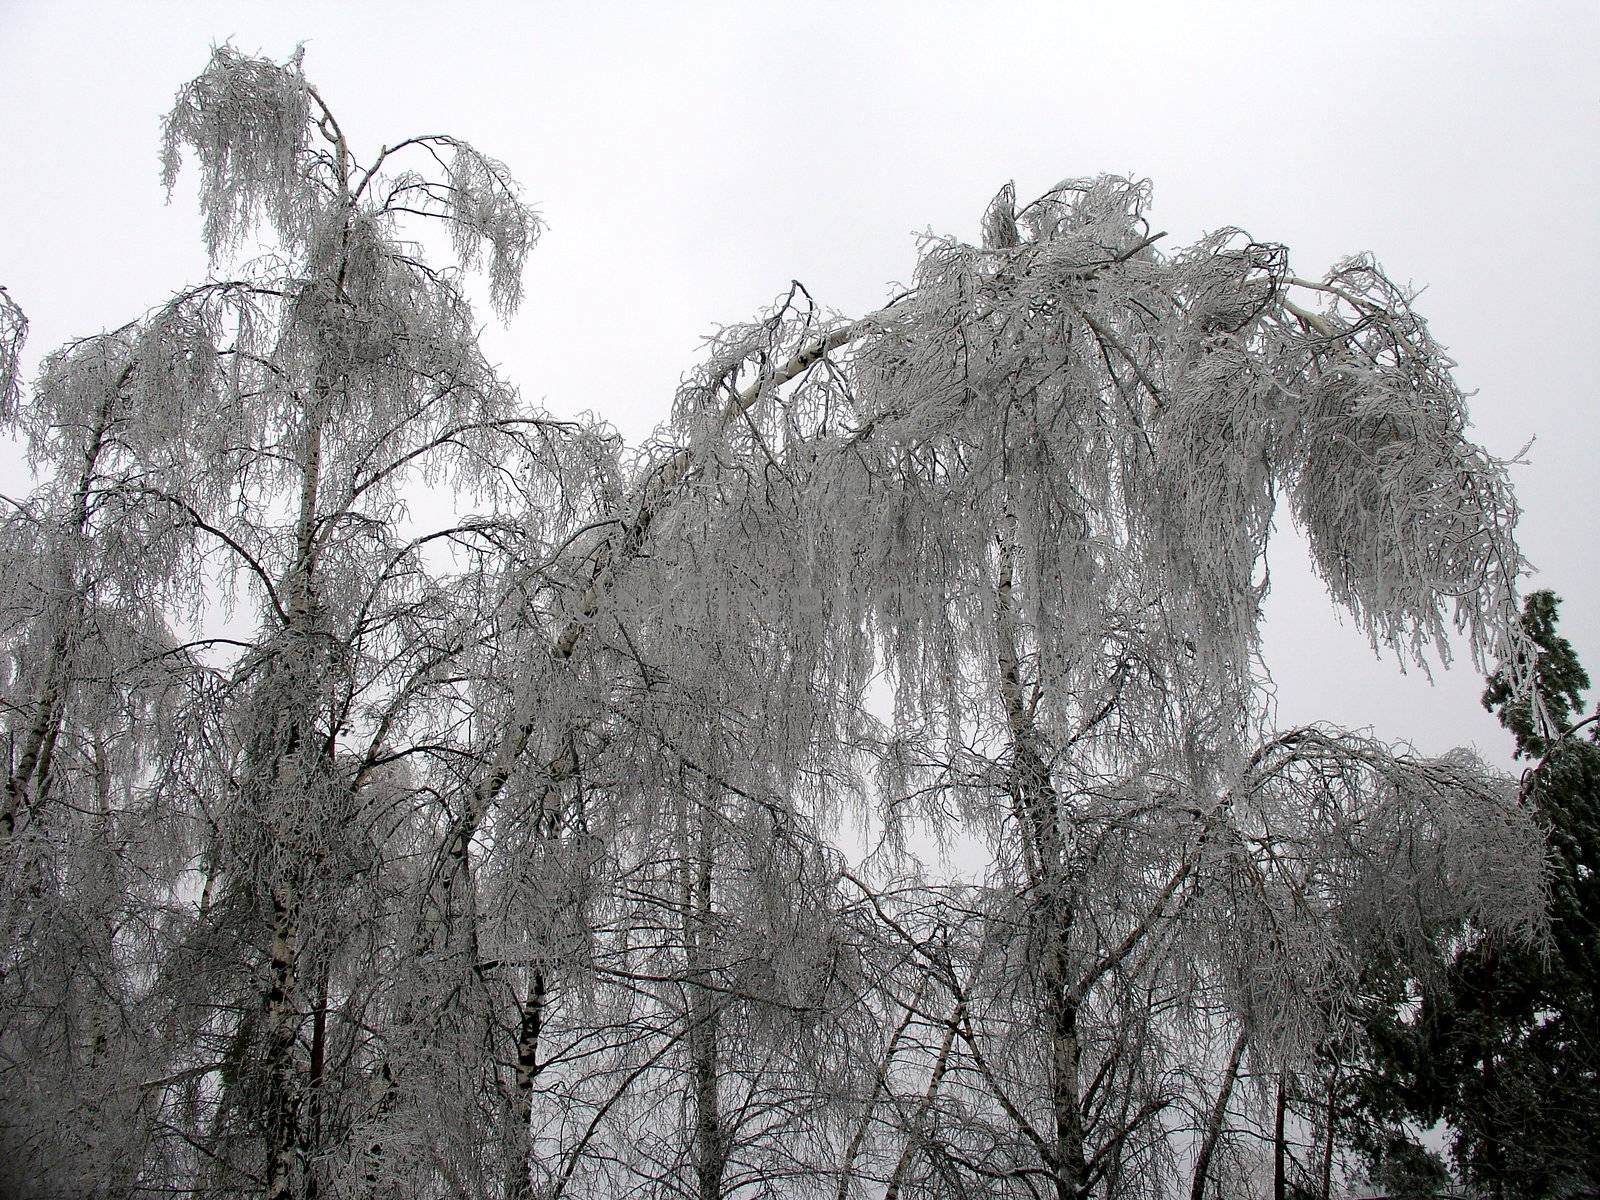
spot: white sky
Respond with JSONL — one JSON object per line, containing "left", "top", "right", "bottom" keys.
{"left": 2, "top": 1, "right": 1596, "bottom": 770}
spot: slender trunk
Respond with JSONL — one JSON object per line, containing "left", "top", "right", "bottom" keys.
{"left": 1191, "top": 1027, "right": 1249, "bottom": 1200}
{"left": 995, "top": 533, "right": 1050, "bottom": 892}
{"left": 88, "top": 735, "right": 118, "bottom": 1055}
{"left": 82, "top": 733, "right": 119, "bottom": 1170}
{"left": 998, "top": 532, "right": 1083, "bottom": 1199}
{"left": 2, "top": 387, "right": 114, "bottom": 846}
{"left": 290, "top": 402, "right": 324, "bottom": 625}
{"left": 1, "top": 616, "right": 74, "bottom": 844}
{"left": 361, "top": 1061, "right": 396, "bottom": 1198}
{"left": 504, "top": 967, "right": 547, "bottom": 1199}
{"left": 1274, "top": 1067, "right": 1288, "bottom": 1200}
{"left": 262, "top": 891, "right": 302, "bottom": 1200}
{"left": 685, "top": 795, "right": 725, "bottom": 1200}
{"left": 32, "top": 684, "right": 67, "bottom": 809}
{"left": 303, "top": 963, "right": 330, "bottom": 1200}
{"left": 690, "top": 1002, "right": 723, "bottom": 1200}
{"left": 836, "top": 987, "right": 925, "bottom": 1200}
{"left": 1049, "top": 990, "right": 1087, "bottom": 1200}
{"left": 198, "top": 833, "right": 221, "bottom": 916}
{"left": 262, "top": 383, "right": 326, "bottom": 1200}
{"left": 1319, "top": 1061, "right": 1338, "bottom": 1200}
{"left": 884, "top": 1000, "right": 963, "bottom": 1200}
{"left": 1034, "top": 767, "right": 1088, "bottom": 1200}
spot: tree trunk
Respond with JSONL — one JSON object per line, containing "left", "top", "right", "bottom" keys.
{"left": 361, "top": 1061, "right": 396, "bottom": 1199}
{"left": 2, "top": 388, "right": 113, "bottom": 846}
{"left": 1319, "top": 1061, "right": 1338, "bottom": 1200}
{"left": 1048, "top": 990, "right": 1087, "bottom": 1200}
{"left": 1192, "top": 1027, "right": 1248, "bottom": 1200}
{"left": 262, "top": 891, "right": 302, "bottom": 1200}
{"left": 884, "top": 1001, "right": 963, "bottom": 1200}
{"left": 1274, "top": 1067, "right": 1288, "bottom": 1200}
{"left": 1, "top": 631, "right": 68, "bottom": 843}
{"left": 504, "top": 967, "right": 547, "bottom": 1199}
{"left": 685, "top": 795, "right": 725, "bottom": 1200}
{"left": 998, "top": 536, "right": 1084, "bottom": 1199}
{"left": 303, "top": 963, "right": 330, "bottom": 1200}
{"left": 261, "top": 388, "right": 327, "bottom": 1200}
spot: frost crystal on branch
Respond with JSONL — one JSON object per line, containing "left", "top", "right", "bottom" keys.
{"left": 0, "top": 286, "right": 25, "bottom": 422}
{"left": 161, "top": 45, "right": 319, "bottom": 260}
{"left": 0, "top": 55, "right": 1550, "bottom": 1199}
{"left": 817, "top": 177, "right": 1526, "bottom": 750}
{"left": 1280, "top": 256, "right": 1525, "bottom": 673}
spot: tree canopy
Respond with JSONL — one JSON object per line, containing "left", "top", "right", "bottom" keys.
{"left": 0, "top": 46, "right": 1554, "bottom": 1200}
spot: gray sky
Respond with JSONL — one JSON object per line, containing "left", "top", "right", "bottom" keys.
{"left": 3, "top": 1, "right": 1595, "bottom": 769}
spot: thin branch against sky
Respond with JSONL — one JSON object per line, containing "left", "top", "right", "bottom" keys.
{"left": 1, "top": 1, "right": 1595, "bottom": 765}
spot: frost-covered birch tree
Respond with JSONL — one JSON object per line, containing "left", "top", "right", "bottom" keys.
{"left": 724, "top": 178, "right": 1546, "bottom": 1199}
{"left": 151, "top": 47, "right": 577, "bottom": 1199}
{"left": 0, "top": 319, "right": 202, "bottom": 1196}
{"left": 585, "top": 407, "right": 882, "bottom": 1200}
{"left": 460, "top": 174, "right": 1545, "bottom": 1197}
{"left": 0, "top": 46, "right": 1554, "bottom": 1200}
{"left": 459, "top": 288, "right": 888, "bottom": 1200}
{"left": 0, "top": 45, "right": 583, "bottom": 1199}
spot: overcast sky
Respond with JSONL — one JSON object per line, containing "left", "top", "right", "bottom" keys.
{"left": 2, "top": 1, "right": 1596, "bottom": 770}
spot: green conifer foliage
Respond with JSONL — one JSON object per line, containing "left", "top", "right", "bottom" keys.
{"left": 1343, "top": 591, "right": 1599, "bottom": 1199}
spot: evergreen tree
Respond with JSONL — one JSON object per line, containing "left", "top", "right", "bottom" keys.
{"left": 1341, "top": 590, "right": 1599, "bottom": 1198}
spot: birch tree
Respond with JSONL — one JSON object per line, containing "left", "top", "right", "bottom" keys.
{"left": 1, "top": 45, "right": 564, "bottom": 1198}
{"left": 481, "top": 175, "right": 1543, "bottom": 1197}
{"left": 1, "top": 48, "right": 1554, "bottom": 1199}
{"left": 758, "top": 178, "right": 1544, "bottom": 1198}
{"left": 0, "top": 312, "right": 212, "bottom": 1195}
{"left": 496, "top": 319, "right": 884, "bottom": 1198}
